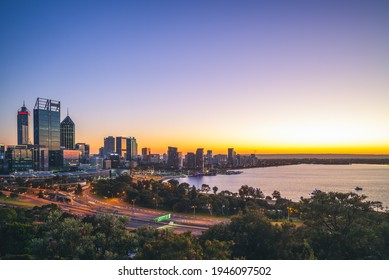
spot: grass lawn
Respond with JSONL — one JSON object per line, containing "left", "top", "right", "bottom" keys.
{"left": 0, "top": 197, "right": 37, "bottom": 208}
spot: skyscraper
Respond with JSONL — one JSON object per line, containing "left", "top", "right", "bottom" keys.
{"left": 126, "top": 137, "right": 138, "bottom": 161}
{"left": 195, "top": 148, "right": 204, "bottom": 171}
{"left": 228, "top": 148, "right": 236, "bottom": 166}
{"left": 185, "top": 152, "right": 196, "bottom": 169}
{"left": 17, "top": 101, "right": 30, "bottom": 145}
{"left": 34, "top": 98, "right": 61, "bottom": 150}
{"left": 116, "top": 136, "right": 127, "bottom": 157}
{"left": 141, "top": 147, "right": 151, "bottom": 162}
{"left": 60, "top": 111, "right": 75, "bottom": 150}
{"left": 167, "top": 146, "right": 179, "bottom": 169}
{"left": 104, "top": 136, "right": 115, "bottom": 156}
{"left": 206, "top": 150, "right": 213, "bottom": 168}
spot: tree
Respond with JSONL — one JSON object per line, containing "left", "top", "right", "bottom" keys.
{"left": 238, "top": 185, "right": 249, "bottom": 199}
{"left": 202, "top": 210, "right": 282, "bottom": 259}
{"left": 298, "top": 191, "right": 386, "bottom": 259}
{"left": 254, "top": 188, "right": 264, "bottom": 199}
{"left": 92, "top": 214, "right": 136, "bottom": 259}
{"left": 134, "top": 228, "right": 203, "bottom": 260}
{"left": 272, "top": 190, "right": 281, "bottom": 200}
{"left": 74, "top": 184, "right": 83, "bottom": 195}
{"left": 212, "top": 186, "right": 218, "bottom": 195}
{"left": 201, "top": 184, "right": 210, "bottom": 193}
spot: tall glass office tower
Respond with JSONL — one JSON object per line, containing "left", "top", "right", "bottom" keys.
{"left": 126, "top": 137, "right": 138, "bottom": 161}
{"left": 34, "top": 98, "right": 61, "bottom": 150}
{"left": 17, "top": 101, "right": 30, "bottom": 145}
{"left": 60, "top": 113, "right": 75, "bottom": 150}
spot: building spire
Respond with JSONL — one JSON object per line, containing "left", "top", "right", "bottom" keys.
{"left": 23, "top": 100, "right": 25, "bottom": 107}
{"left": 67, "top": 107, "right": 69, "bottom": 116}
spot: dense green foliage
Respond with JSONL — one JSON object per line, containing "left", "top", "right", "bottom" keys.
{"left": 92, "top": 176, "right": 282, "bottom": 217}
{"left": 0, "top": 204, "right": 230, "bottom": 260}
{"left": 1, "top": 190, "right": 388, "bottom": 260}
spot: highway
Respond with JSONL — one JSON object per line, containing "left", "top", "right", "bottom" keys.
{"left": 5, "top": 187, "right": 226, "bottom": 235}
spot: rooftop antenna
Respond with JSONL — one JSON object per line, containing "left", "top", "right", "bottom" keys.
{"left": 67, "top": 107, "right": 69, "bottom": 116}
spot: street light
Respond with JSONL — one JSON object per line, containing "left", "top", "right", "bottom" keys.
{"left": 153, "top": 197, "right": 158, "bottom": 210}
{"left": 132, "top": 199, "right": 136, "bottom": 213}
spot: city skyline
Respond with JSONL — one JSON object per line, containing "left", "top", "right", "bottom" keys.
{"left": 1, "top": 1, "right": 389, "bottom": 155}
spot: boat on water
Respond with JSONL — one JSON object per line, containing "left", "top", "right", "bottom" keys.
{"left": 355, "top": 186, "right": 363, "bottom": 191}
{"left": 188, "top": 171, "right": 217, "bottom": 177}
{"left": 225, "top": 170, "right": 243, "bottom": 175}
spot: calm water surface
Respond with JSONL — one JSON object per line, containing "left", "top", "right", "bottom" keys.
{"left": 177, "top": 164, "right": 389, "bottom": 208}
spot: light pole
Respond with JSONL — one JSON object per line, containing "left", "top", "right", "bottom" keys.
{"left": 153, "top": 197, "right": 158, "bottom": 210}
{"left": 131, "top": 199, "right": 136, "bottom": 213}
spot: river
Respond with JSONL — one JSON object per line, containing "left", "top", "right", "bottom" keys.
{"left": 176, "top": 164, "right": 389, "bottom": 209}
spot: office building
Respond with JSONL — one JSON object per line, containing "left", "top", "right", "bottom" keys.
{"left": 109, "top": 153, "right": 120, "bottom": 168}
{"left": 33, "top": 98, "right": 61, "bottom": 150}
{"left": 90, "top": 155, "right": 104, "bottom": 170}
{"left": 31, "top": 145, "right": 49, "bottom": 171}
{"left": 6, "top": 145, "right": 33, "bottom": 173}
{"left": 116, "top": 137, "right": 127, "bottom": 157}
{"left": 141, "top": 147, "right": 150, "bottom": 158}
{"left": 17, "top": 101, "right": 30, "bottom": 145}
{"left": 195, "top": 148, "right": 204, "bottom": 171}
{"left": 60, "top": 112, "right": 75, "bottom": 150}
{"left": 0, "top": 144, "right": 5, "bottom": 159}
{"left": 167, "top": 146, "right": 179, "bottom": 169}
{"left": 206, "top": 150, "right": 213, "bottom": 167}
{"left": 126, "top": 137, "right": 138, "bottom": 161}
{"left": 228, "top": 148, "right": 236, "bottom": 166}
{"left": 104, "top": 136, "right": 115, "bottom": 156}
{"left": 149, "top": 154, "right": 160, "bottom": 164}
{"left": 0, "top": 144, "right": 8, "bottom": 174}
{"left": 214, "top": 154, "right": 228, "bottom": 167}
{"left": 178, "top": 152, "right": 183, "bottom": 169}
{"left": 185, "top": 152, "right": 196, "bottom": 169}
{"left": 99, "top": 147, "right": 105, "bottom": 157}
{"left": 75, "top": 143, "right": 90, "bottom": 163}
{"left": 49, "top": 150, "right": 80, "bottom": 171}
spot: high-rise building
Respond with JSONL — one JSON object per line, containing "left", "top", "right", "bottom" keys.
{"left": 6, "top": 145, "right": 33, "bottom": 172}
{"left": 0, "top": 144, "right": 7, "bottom": 174}
{"left": 75, "top": 143, "right": 90, "bottom": 163}
{"left": 0, "top": 144, "right": 5, "bottom": 159}
{"left": 167, "top": 146, "right": 179, "bottom": 169}
{"left": 116, "top": 137, "right": 127, "bottom": 157}
{"left": 149, "top": 154, "right": 160, "bottom": 164}
{"left": 228, "top": 148, "right": 236, "bottom": 166}
{"left": 214, "top": 154, "right": 228, "bottom": 167}
{"left": 178, "top": 152, "right": 183, "bottom": 169}
{"left": 206, "top": 150, "right": 213, "bottom": 167}
{"left": 141, "top": 147, "right": 151, "bottom": 162}
{"left": 17, "top": 101, "right": 30, "bottom": 145}
{"left": 31, "top": 145, "right": 49, "bottom": 171}
{"left": 185, "top": 152, "right": 196, "bottom": 169}
{"left": 104, "top": 136, "right": 115, "bottom": 156}
{"left": 195, "top": 148, "right": 204, "bottom": 171}
{"left": 34, "top": 98, "right": 61, "bottom": 150}
{"left": 60, "top": 112, "right": 75, "bottom": 150}
{"left": 126, "top": 137, "right": 138, "bottom": 161}
{"left": 109, "top": 153, "right": 120, "bottom": 168}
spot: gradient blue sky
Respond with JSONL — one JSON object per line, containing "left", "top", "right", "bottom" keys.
{"left": 1, "top": 0, "right": 389, "bottom": 154}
